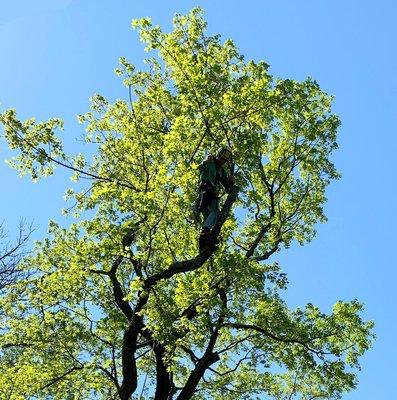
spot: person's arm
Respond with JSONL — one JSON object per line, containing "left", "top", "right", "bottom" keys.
{"left": 220, "top": 165, "right": 235, "bottom": 190}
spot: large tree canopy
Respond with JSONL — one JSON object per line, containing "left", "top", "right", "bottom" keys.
{"left": 0, "top": 8, "right": 373, "bottom": 400}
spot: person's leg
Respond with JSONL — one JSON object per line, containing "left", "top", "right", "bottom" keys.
{"left": 197, "top": 185, "right": 214, "bottom": 227}
{"left": 202, "top": 198, "right": 219, "bottom": 231}
{"left": 199, "top": 197, "right": 219, "bottom": 251}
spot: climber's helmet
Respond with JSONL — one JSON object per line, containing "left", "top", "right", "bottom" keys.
{"left": 217, "top": 147, "right": 232, "bottom": 165}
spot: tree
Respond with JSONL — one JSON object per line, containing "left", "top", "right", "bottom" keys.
{"left": 0, "top": 8, "right": 373, "bottom": 400}
{"left": 0, "top": 220, "right": 33, "bottom": 291}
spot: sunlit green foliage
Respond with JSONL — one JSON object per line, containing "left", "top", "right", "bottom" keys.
{"left": 0, "top": 8, "right": 373, "bottom": 400}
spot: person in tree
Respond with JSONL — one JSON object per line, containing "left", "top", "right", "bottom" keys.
{"left": 195, "top": 147, "right": 235, "bottom": 250}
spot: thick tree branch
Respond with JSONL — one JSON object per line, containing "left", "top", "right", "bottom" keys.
{"left": 118, "top": 295, "right": 148, "bottom": 400}
{"left": 176, "top": 328, "right": 220, "bottom": 400}
{"left": 145, "top": 185, "right": 238, "bottom": 287}
{"left": 108, "top": 219, "right": 147, "bottom": 320}
{"left": 175, "top": 285, "right": 227, "bottom": 400}
{"left": 153, "top": 342, "right": 173, "bottom": 400}
{"left": 254, "top": 237, "right": 283, "bottom": 262}
{"left": 107, "top": 223, "right": 149, "bottom": 400}
{"left": 245, "top": 223, "right": 270, "bottom": 259}
{"left": 137, "top": 327, "right": 174, "bottom": 400}
{"left": 109, "top": 256, "right": 133, "bottom": 320}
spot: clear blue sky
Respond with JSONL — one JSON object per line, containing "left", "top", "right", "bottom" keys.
{"left": 1, "top": 1, "right": 395, "bottom": 398}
